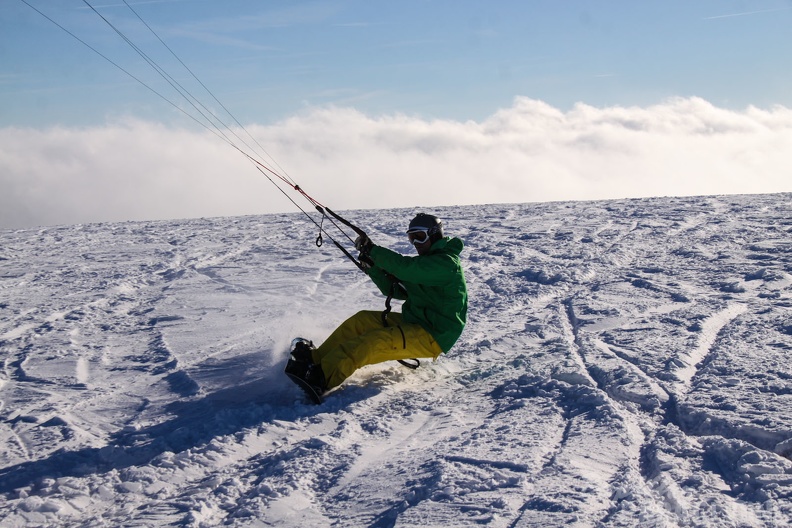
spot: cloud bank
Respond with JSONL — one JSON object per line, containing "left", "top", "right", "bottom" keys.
{"left": 1, "top": 96, "right": 790, "bottom": 229}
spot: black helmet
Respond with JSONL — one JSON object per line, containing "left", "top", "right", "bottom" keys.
{"left": 407, "top": 213, "right": 444, "bottom": 243}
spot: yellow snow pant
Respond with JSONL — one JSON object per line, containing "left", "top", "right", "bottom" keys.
{"left": 313, "top": 310, "right": 443, "bottom": 389}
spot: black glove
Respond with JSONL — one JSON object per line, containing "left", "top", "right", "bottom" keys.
{"left": 359, "top": 253, "right": 375, "bottom": 270}
{"left": 354, "top": 234, "right": 373, "bottom": 254}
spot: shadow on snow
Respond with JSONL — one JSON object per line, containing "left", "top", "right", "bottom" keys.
{"left": 0, "top": 359, "right": 335, "bottom": 494}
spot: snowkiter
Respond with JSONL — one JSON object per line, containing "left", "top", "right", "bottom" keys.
{"left": 291, "top": 213, "right": 468, "bottom": 397}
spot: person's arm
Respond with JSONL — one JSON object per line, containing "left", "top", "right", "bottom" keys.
{"left": 368, "top": 245, "right": 454, "bottom": 286}
{"left": 364, "top": 257, "right": 408, "bottom": 299}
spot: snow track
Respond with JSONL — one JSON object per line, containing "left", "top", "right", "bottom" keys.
{"left": 668, "top": 302, "right": 748, "bottom": 395}
{"left": 1, "top": 194, "right": 791, "bottom": 526}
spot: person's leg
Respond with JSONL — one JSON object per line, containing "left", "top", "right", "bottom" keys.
{"left": 313, "top": 310, "right": 384, "bottom": 363}
{"left": 317, "top": 313, "right": 443, "bottom": 389}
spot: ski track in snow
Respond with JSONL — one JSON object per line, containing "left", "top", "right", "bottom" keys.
{"left": 1, "top": 194, "right": 791, "bottom": 527}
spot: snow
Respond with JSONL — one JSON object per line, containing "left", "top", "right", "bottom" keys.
{"left": 1, "top": 193, "right": 791, "bottom": 527}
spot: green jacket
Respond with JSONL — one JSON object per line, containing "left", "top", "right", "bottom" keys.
{"left": 366, "top": 237, "right": 468, "bottom": 352}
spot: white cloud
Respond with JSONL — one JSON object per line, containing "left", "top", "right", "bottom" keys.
{"left": 1, "top": 96, "right": 790, "bottom": 229}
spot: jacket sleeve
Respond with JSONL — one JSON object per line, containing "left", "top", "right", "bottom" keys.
{"left": 365, "top": 257, "right": 408, "bottom": 300}
{"left": 368, "top": 244, "right": 456, "bottom": 286}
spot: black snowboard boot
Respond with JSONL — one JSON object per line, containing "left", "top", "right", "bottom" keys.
{"left": 304, "top": 364, "right": 327, "bottom": 395}
{"left": 290, "top": 338, "right": 316, "bottom": 364}
{"left": 284, "top": 357, "right": 309, "bottom": 379}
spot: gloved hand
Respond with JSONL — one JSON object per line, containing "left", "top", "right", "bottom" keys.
{"left": 354, "top": 234, "right": 373, "bottom": 254}
{"left": 359, "top": 253, "right": 375, "bottom": 270}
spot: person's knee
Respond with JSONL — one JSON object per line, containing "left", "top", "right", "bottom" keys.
{"left": 347, "top": 310, "right": 383, "bottom": 330}
{"left": 355, "top": 310, "right": 381, "bottom": 321}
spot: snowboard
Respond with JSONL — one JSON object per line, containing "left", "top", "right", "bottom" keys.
{"left": 284, "top": 338, "right": 323, "bottom": 405}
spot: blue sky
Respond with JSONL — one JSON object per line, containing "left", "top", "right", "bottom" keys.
{"left": 1, "top": 1, "right": 791, "bottom": 228}
{"left": 3, "top": 0, "right": 791, "bottom": 127}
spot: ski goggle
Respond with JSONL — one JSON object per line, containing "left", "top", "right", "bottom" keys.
{"left": 407, "top": 228, "right": 431, "bottom": 245}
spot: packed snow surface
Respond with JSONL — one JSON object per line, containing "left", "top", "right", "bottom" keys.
{"left": 1, "top": 194, "right": 791, "bottom": 527}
